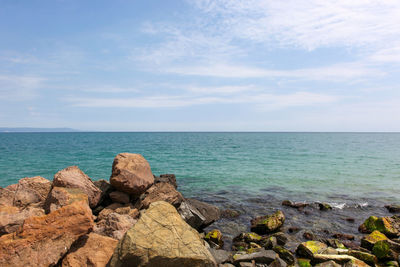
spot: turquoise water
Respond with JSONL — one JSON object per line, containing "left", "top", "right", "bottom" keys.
{"left": 1, "top": 132, "right": 399, "bottom": 204}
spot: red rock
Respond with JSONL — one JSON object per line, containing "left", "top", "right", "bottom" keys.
{"left": 53, "top": 166, "right": 101, "bottom": 208}
{"left": 44, "top": 187, "right": 89, "bottom": 213}
{"left": 0, "top": 200, "right": 94, "bottom": 267}
{"left": 62, "top": 233, "right": 118, "bottom": 267}
{"left": 93, "top": 212, "right": 137, "bottom": 240}
{"left": 109, "top": 191, "right": 130, "bottom": 204}
{"left": 110, "top": 153, "right": 154, "bottom": 196}
{"left": 140, "top": 182, "right": 184, "bottom": 209}
{"left": 0, "top": 206, "right": 45, "bottom": 235}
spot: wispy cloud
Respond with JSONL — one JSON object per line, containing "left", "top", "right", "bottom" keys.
{"left": 0, "top": 74, "right": 45, "bottom": 100}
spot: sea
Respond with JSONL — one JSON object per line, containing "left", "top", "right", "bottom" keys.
{"left": 1, "top": 132, "right": 399, "bottom": 248}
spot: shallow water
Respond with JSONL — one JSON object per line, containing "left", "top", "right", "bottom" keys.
{"left": 1, "top": 132, "right": 399, "bottom": 247}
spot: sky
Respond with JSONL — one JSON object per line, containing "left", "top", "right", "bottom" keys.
{"left": 0, "top": 0, "right": 399, "bottom": 131}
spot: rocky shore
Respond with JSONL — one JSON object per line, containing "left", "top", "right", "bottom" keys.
{"left": 0, "top": 153, "right": 400, "bottom": 267}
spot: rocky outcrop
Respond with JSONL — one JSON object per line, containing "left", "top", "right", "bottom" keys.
{"left": 139, "top": 182, "right": 184, "bottom": 209}
{"left": 53, "top": 166, "right": 101, "bottom": 208}
{"left": 108, "top": 201, "right": 216, "bottom": 267}
{"left": 0, "top": 176, "right": 51, "bottom": 208}
{"left": 110, "top": 153, "right": 154, "bottom": 196}
{"left": 0, "top": 205, "right": 44, "bottom": 235}
{"left": 62, "top": 233, "right": 118, "bottom": 267}
{"left": 44, "top": 186, "right": 88, "bottom": 213}
{"left": 250, "top": 210, "right": 285, "bottom": 235}
{"left": 0, "top": 200, "right": 94, "bottom": 267}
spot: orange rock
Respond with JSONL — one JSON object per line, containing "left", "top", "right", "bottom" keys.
{"left": 0, "top": 205, "right": 44, "bottom": 235}
{"left": 0, "top": 200, "right": 94, "bottom": 267}
{"left": 44, "top": 187, "right": 88, "bottom": 213}
{"left": 62, "top": 233, "right": 118, "bottom": 267}
{"left": 110, "top": 153, "right": 154, "bottom": 196}
{"left": 53, "top": 166, "right": 102, "bottom": 208}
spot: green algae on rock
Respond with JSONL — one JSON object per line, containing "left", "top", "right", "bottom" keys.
{"left": 272, "top": 245, "right": 295, "bottom": 265}
{"left": 296, "top": 241, "right": 328, "bottom": 258}
{"left": 250, "top": 210, "right": 285, "bottom": 235}
{"left": 359, "top": 216, "right": 399, "bottom": 237}
{"left": 372, "top": 240, "right": 391, "bottom": 259}
{"left": 360, "top": 230, "right": 388, "bottom": 250}
{"left": 204, "top": 229, "right": 224, "bottom": 249}
{"left": 297, "top": 258, "right": 312, "bottom": 267}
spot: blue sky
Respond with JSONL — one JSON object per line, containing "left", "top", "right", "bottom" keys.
{"left": 1, "top": 0, "right": 399, "bottom": 131}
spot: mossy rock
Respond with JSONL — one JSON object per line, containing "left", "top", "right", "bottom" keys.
{"left": 348, "top": 250, "right": 378, "bottom": 265}
{"left": 343, "top": 258, "right": 370, "bottom": 267}
{"left": 361, "top": 230, "right": 388, "bottom": 250}
{"left": 385, "top": 260, "right": 399, "bottom": 267}
{"left": 204, "top": 229, "right": 223, "bottom": 248}
{"left": 272, "top": 245, "right": 295, "bottom": 265}
{"left": 372, "top": 240, "right": 391, "bottom": 259}
{"left": 326, "top": 239, "right": 346, "bottom": 249}
{"left": 250, "top": 210, "right": 285, "bottom": 234}
{"left": 318, "top": 203, "right": 333, "bottom": 211}
{"left": 359, "top": 216, "right": 398, "bottom": 237}
{"left": 296, "top": 241, "right": 328, "bottom": 258}
{"left": 297, "top": 258, "right": 312, "bottom": 267}
{"left": 261, "top": 236, "right": 277, "bottom": 249}
{"left": 233, "top": 232, "right": 262, "bottom": 243}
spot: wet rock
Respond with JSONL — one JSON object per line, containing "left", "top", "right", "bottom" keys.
{"left": 345, "top": 217, "right": 355, "bottom": 223}
{"left": 234, "top": 232, "right": 262, "bottom": 244}
{"left": 109, "top": 153, "right": 154, "bottom": 197}
{"left": 109, "top": 201, "right": 216, "bottom": 267}
{"left": 341, "top": 240, "right": 360, "bottom": 250}
{"left": 358, "top": 215, "right": 399, "bottom": 237}
{"left": 53, "top": 166, "right": 102, "bottom": 208}
{"left": 209, "top": 248, "right": 232, "bottom": 264}
{"left": 315, "top": 260, "right": 341, "bottom": 267}
{"left": 93, "top": 212, "right": 137, "bottom": 240}
{"left": 288, "top": 226, "right": 301, "bottom": 233}
{"left": 109, "top": 191, "right": 130, "bottom": 204}
{"left": 347, "top": 250, "right": 378, "bottom": 265}
{"left": 361, "top": 230, "right": 388, "bottom": 250}
{"left": 221, "top": 209, "right": 241, "bottom": 218}
{"left": 139, "top": 182, "right": 184, "bottom": 209}
{"left": 332, "top": 233, "right": 355, "bottom": 240}
{"left": 44, "top": 187, "right": 88, "bottom": 213}
{"left": 178, "top": 200, "right": 206, "bottom": 230}
{"left": 296, "top": 241, "right": 328, "bottom": 258}
{"left": 372, "top": 240, "right": 392, "bottom": 260}
{"left": 186, "top": 198, "right": 221, "bottom": 228}
{"left": 205, "top": 229, "right": 224, "bottom": 249}
{"left": 317, "top": 203, "right": 333, "bottom": 211}
{"left": 250, "top": 210, "right": 285, "bottom": 235}
{"left": 4, "top": 176, "right": 51, "bottom": 208}
{"left": 62, "top": 233, "right": 118, "bottom": 267}
{"left": 303, "top": 231, "right": 316, "bottom": 240}
{"left": 0, "top": 205, "right": 44, "bottom": 235}
{"left": 154, "top": 174, "right": 177, "bottom": 189}
{"left": 282, "top": 200, "right": 308, "bottom": 210}
{"left": 386, "top": 205, "right": 400, "bottom": 213}
{"left": 0, "top": 200, "right": 94, "bottom": 267}
{"left": 272, "top": 245, "right": 295, "bottom": 265}
{"left": 233, "top": 249, "right": 278, "bottom": 265}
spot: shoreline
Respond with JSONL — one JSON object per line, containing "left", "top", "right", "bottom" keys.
{"left": 1, "top": 153, "right": 400, "bottom": 266}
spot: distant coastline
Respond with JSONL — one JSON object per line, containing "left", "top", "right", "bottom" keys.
{"left": 0, "top": 127, "right": 80, "bottom": 133}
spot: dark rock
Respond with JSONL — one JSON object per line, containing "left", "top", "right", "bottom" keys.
{"left": 205, "top": 229, "right": 224, "bottom": 249}
{"left": 109, "top": 191, "right": 130, "bottom": 204}
{"left": 317, "top": 202, "right": 332, "bottom": 211}
{"left": 332, "top": 233, "right": 355, "bottom": 240}
{"left": 296, "top": 241, "right": 328, "bottom": 258}
{"left": 269, "top": 257, "right": 287, "bottom": 267}
{"left": 221, "top": 209, "right": 241, "bottom": 218}
{"left": 177, "top": 201, "right": 206, "bottom": 230}
{"left": 154, "top": 174, "right": 177, "bottom": 189}
{"left": 282, "top": 200, "right": 308, "bottom": 210}
{"left": 250, "top": 210, "right": 285, "bottom": 235}
{"left": 288, "top": 226, "right": 301, "bottom": 234}
{"left": 345, "top": 217, "right": 355, "bottom": 223}
{"left": 303, "top": 232, "right": 316, "bottom": 240}
{"left": 272, "top": 245, "right": 295, "bottom": 265}
{"left": 93, "top": 179, "right": 114, "bottom": 206}
{"left": 386, "top": 205, "right": 400, "bottom": 213}
{"left": 208, "top": 248, "right": 232, "bottom": 264}
{"left": 186, "top": 198, "right": 221, "bottom": 228}
{"left": 233, "top": 249, "right": 278, "bottom": 265}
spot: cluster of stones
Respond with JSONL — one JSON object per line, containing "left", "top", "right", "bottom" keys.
{"left": 0, "top": 153, "right": 220, "bottom": 267}
{"left": 1, "top": 153, "right": 400, "bottom": 267}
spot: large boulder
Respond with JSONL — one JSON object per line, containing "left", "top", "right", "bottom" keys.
{"left": 359, "top": 215, "right": 399, "bottom": 237}
{"left": 108, "top": 201, "right": 216, "bottom": 267}
{"left": 250, "top": 210, "right": 285, "bottom": 235}
{"left": 0, "top": 205, "right": 44, "bottom": 235}
{"left": 44, "top": 187, "right": 89, "bottom": 213}
{"left": 0, "top": 200, "right": 94, "bottom": 267}
{"left": 110, "top": 153, "right": 154, "bottom": 196}
{"left": 94, "top": 212, "right": 138, "bottom": 240}
{"left": 53, "top": 166, "right": 101, "bottom": 208}
{"left": 186, "top": 198, "right": 221, "bottom": 229}
{"left": 62, "top": 233, "right": 118, "bottom": 267}
{"left": 0, "top": 176, "right": 51, "bottom": 208}
{"left": 139, "top": 182, "right": 184, "bottom": 209}
{"left": 361, "top": 230, "right": 388, "bottom": 250}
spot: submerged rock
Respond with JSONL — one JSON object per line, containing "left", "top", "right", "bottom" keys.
{"left": 109, "top": 201, "right": 216, "bottom": 267}
{"left": 0, "top": 200, "right": 94, "bottom": 267}
{"left": 385, "top": 205, "right": 400, "bottom": 213}
{"left": 250, "top": 210, "right": 285, "bottom": 235}
{"left": 282, "top": 200, "right": 308, "bottom": 210}
{"left": 110, "top": 153, "right": 154, "bottom": 197}
{"left": 53, "top": 166, "right": 101, "bottom": 208}
{"left": 62, "top": 233, "right": 118, "bottom": 267}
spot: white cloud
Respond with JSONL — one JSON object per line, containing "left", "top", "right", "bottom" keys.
{"left": 67, "top": 91, "right": 337, "bottom": 109}
{"left": 0, "top": 74, "right": 45, "bottom": 100}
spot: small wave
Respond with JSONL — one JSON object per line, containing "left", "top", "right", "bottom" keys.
{"left": 330, "top": 203, "right": 346, "bottom": 209}
{"left": 356, "top": 202, "right": 368, "bottom": 208}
